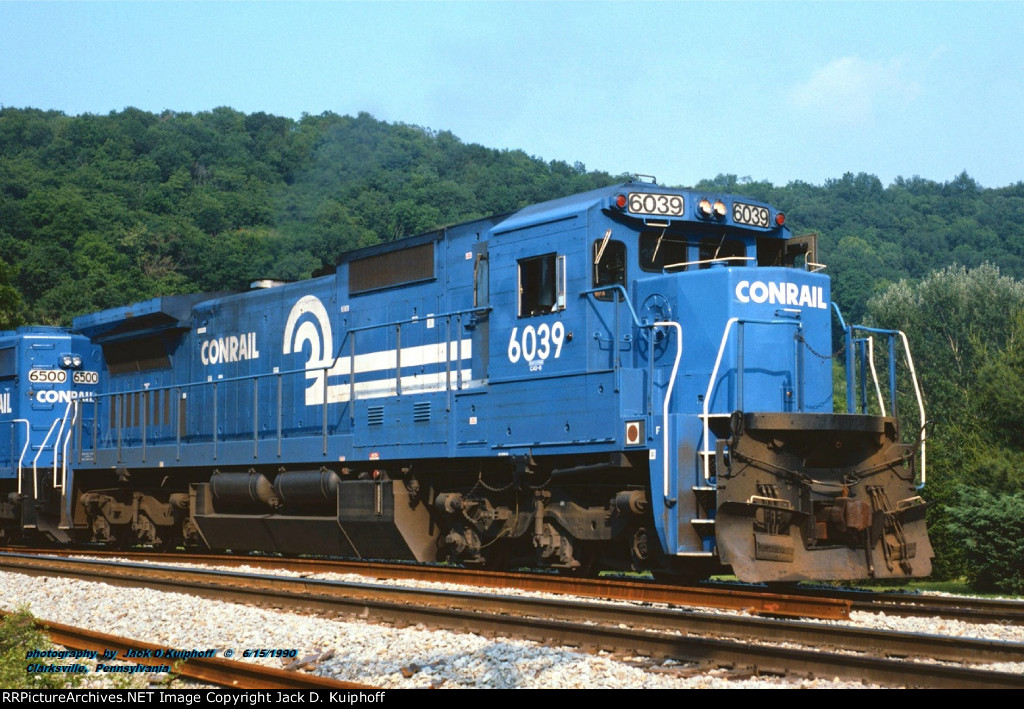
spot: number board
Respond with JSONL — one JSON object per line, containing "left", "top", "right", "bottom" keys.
{"left": 627, "top": 193, "right": 685, "bottom": 217}
{"left": 73, "top": 371, "right": 99, "bottom": 385}
{"left": 28, "top": 369, "right": 67, "bottom": 384}
{"left": 732, "top": 202, "right": 771, "bottom": 228}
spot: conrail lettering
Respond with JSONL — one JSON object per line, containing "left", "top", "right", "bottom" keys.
{"left": 0, "top": 392, "right": 9, "bottom": 414}
{"left": 735, "top": 280, "right": 827, "bottom": 309}
{"left": 33, "top": 390, "right": 94, "bottom": 404}
{"left": 200, "top": 332, "right": 260, "bottom": 365}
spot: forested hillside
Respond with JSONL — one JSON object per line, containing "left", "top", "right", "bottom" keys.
{"left": 2, "top": 106, "right": 1023, "bottom": 588}
{"left": 4, "top": 107, "right": 1024, "bottom": 328}
{"left": 0, "top": 107, "right": 623, "bottom": 326}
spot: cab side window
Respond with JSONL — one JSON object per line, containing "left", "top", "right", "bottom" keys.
{"left": 0, "top": 347, "right": 13, "bottom": 379}
{"left": 519, "top": 253, "right": 565, "bottom": 317}
{"left": 593, "top": 239, "right": 626, "bottom": 300}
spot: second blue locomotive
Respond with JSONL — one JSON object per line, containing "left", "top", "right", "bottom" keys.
{"left": 0, "top": 181, "right": 933, "bottom": 582}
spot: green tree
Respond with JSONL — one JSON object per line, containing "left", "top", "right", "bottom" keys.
{"left": 868, "top": 265, "right": 1024, "bottom": 578}
{"left": 947, "top": 487, "right": 1024, "bottom": 594}
{"left": 0, "top": 258, "right": 23, "bottom": 330}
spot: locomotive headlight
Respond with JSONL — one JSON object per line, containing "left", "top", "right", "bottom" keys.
{"left": 697, "top": 198, "right": 713, "bottom": 218}
{"left": 59, "top": 353, "right": 83, "bottom": 369}
{"left": 713, "top": 200, "right": 727, "bottom": 219}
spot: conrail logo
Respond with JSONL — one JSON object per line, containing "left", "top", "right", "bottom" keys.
{"left": 283, "top": 294, "right": 474, "bottom": 407}
{"left": 735, "top": 280, "right": 828, "bottom": 310}
{"left": 283, "top": 295, "right": 336, "bottom": 406}
{"left": 33, "top": 390, "right": 94, "bottom": 404}
{"left": 200, "top": 332, "right": 260, "bottom": 365}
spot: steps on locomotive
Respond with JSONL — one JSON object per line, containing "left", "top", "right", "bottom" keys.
{"left": 684, "top": 412, "right": 724, "bottom": 558}
{"left": 686, "top": 486, "right": 716, "bottom": 555}
{"left": 672, "top": 483, "right": 717, "bottom": 557}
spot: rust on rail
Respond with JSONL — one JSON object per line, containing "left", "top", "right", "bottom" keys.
{"left": 2, "top": 609, "right": 375, "bottom": 690}
{"left": 18, "top": 549, "right": 851, "bottom": 621}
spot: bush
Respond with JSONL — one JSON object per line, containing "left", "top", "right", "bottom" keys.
{"left": 946, "top": 487, "right": 1024, "bottom": 595}
{"left": 0, "top": 607, "right": 78, "bottom": 689}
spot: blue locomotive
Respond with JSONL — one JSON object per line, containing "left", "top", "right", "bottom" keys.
{"left": 0, "top": 327, "right": 102, "bottom": 541}
{"left": 0, "top": 181, "right": 932, "bottom": 582}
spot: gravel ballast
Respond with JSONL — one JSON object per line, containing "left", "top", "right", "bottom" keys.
{"left": 1, "top": 565, "right": 1020, "bottom": 690}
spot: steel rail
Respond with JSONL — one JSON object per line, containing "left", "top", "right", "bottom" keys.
{"left": 1, "top": 610, "right": 377, "bottom": 690}
{"left": 759, "top": 583, "right": 1024, "bottom": 625}
{"left": 15, "top": 549, "right": 851, "bottom": 620}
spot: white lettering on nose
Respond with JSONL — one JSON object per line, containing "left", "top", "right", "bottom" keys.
{"left": 734, "top": 280, "right": 829, "bottom": 309}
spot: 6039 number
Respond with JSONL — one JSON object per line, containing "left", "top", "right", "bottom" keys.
{"left": 507, "top": 323, "right": 565, "bottom": 364}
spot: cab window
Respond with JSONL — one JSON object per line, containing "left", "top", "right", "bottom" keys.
{"left": 519, "top": 253, "right": 565, "bottom": 317}
{"left": 639, "top": 229, "right": 689, "bottom": 272}
{"left": 698, "top": 237, "right": 746, "bottom": 268}
{"left": 593, "top": 239, "right": 626, "bottom": 300}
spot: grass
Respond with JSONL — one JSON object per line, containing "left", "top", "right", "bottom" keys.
{"left": 853, "top": 577, "right": 1022, "bottom": 599}
{"left": 0, "top": 607, "right": 82, "bottom": 690}
{"left": 702, "top": 574, "right": 1022, "bottom": 599}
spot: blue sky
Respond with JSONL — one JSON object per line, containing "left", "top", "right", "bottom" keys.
{"left": 2, "top": 1, "right": 1022, "bottom": 188}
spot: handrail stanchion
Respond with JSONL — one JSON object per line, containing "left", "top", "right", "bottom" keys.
{"left": 253, "top": 379, "right": 259, "bottom": 459}
{"left": 655, "top": 321, "right": 682, "bottom": 506}
{"left": 13, "top": 419, "right": 30, "bottom": 497}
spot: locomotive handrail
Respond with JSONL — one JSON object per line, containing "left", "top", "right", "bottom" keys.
{"left": 87, "top": 304, "right": 493, "bottom": 463}
{"left": 832, "top": 305, "right": 927, "bottom": 488}
{"left": 663, "top": 256, "right": 754, "bottom": 270}
{"left": 329, "top": 305, "right": 491, "bottom": 418}
{"left": 51, "top": 399, "right": 75, "bottom": 492}
{"left": 90, "top": 307, "right": 493, "bottom": 402}
{"left": 701, "top": 317, "right": 804, "bottom": 483}
{"left": 32, "top": 418, "right": 62, "bottom": 499}
{"left": 579, "top": 285, "right": 683, "bottom": 506}
{"left": 655, "top": 320, "right": 682, "bottom": 506}
{"left": 850, "top": 328, "right": 927, "bottom": 488}
{"left": 340, "top": 305, "right": 492, "bottom": 336}
{"left": 11, "top": 419, "right": 30, "bottom": 496}
{"left": 59, "top": 399, "right": 79, "bottom": 493}
{"left": 579, "top": 285, "right": 645, "bottom": 328}
{"left": 865, "top": 336, "right": 887, "bottom": 416}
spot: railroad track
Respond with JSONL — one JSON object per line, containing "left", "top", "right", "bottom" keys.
{"left": 7, "top": 547, "right": 851, "bottom": 620}
{"left": 774, "top": 585, "right": 1024, "bottom": 625}
{"left": 1, "top": 609, "right": 377, "bottom": 690}
{"left": 1, "top": 551, "right": 1022, "bottom": 689}
{"left": 40, "top": 547, "right": 1022, "bottom": 627}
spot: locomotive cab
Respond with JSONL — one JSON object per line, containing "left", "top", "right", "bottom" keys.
{"left": 586, "top": 184, "right": 931, "bottom": 581}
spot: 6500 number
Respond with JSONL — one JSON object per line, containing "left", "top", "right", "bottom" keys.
{"left": 507, "top": 323, "right": 565, "bottom": 364}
